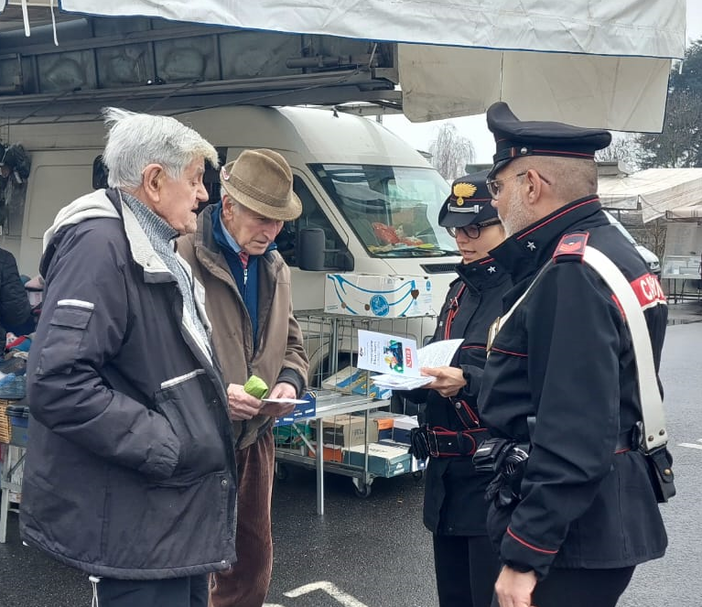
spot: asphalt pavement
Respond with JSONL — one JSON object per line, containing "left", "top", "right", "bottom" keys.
{"left": 1, "top": 303, "right": 701, "bottom": 607}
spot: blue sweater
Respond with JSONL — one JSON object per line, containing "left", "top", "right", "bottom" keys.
{"left": 212, "top": 203, "right": 279, "bottom": 349}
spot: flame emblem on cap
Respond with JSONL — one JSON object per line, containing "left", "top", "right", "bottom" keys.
{"left": 453, "top": 182, "right": 477, "bottom": 206}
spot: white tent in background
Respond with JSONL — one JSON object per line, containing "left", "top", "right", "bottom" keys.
{"left": 0, "top": 0, "right": 687, "bottom": 131}
{"left": 599, "top": 169, "right": 702, "bottom": 223}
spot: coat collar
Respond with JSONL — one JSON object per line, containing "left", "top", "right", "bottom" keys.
{"left": 455, "top": 255, "right": 510, "bottom": 294}
{"left": 489, "top": 196, "right": 603, "bottom": 283}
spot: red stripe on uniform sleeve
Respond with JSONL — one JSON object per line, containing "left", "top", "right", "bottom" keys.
{"left": 506, "top": 527, "right": 558, "bottom": 554}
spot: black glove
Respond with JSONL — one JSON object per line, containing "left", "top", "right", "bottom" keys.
{"left": 408, "top": 425, "right": 431, "bottom": 460}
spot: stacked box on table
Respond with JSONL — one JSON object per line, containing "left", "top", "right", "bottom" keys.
{"left": 391, "top": 415, "right": 419, "bottom": 445}
{"left": 272, "top": 391, "right": 317, "bottom": 427}
{"left": 345, "top": 442, "right": 415, "bottom": 477}
{"left": 321, "top": 366, "right": 391, "bottom": 400}
{"left": 307, "top": 445, "right": 345, "bottom": 463}
{"left": 368, "top": 410, "right": 411, "bottom": 440}
{"left": 378, "top": 438, "right": 427, "bottom": 472}
{"left": 324, "top": 273, "right": 433, "bottom": 318}
{"left": 312, "top": 413, "right": 378, "bottom": 448}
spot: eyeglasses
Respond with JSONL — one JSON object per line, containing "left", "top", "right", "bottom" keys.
{"left": 446, "top": 218, "right": 502, "bottom": 239}
{"left": 486, "top": 172, "right": 527, "bottom": 199}
{"left": 486, "top": 170, "right": 552, "bottom": 199}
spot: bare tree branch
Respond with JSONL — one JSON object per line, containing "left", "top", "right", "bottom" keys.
{"left": 428, "top": 123, "right": 475, "bottom": 181}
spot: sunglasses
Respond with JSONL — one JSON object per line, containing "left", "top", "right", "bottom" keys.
{"left": 446, "top": 218, "right": 502, "bottom": 239}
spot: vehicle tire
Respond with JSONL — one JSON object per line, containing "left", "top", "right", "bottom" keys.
{"left": 412, "top": 470, "right": 424, "bottom": 481}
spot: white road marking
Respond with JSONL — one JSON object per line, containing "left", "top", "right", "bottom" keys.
{"left": 678, "top": 443, "right": 702, "bottom": 450}
{"left": 284, "top": 581, "right": 370, "bottom": 607}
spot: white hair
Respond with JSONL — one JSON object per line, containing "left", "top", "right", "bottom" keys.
{"left": 101, "top": 107, "right": 219, "bottom": 189}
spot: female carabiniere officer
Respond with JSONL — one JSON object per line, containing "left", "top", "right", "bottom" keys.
{"left": 403, "top": 171, "right": 511, "bottom": 607}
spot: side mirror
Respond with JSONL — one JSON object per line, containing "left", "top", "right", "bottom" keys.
{"left": 298, "top": 227, "right": 326, "bottom": 271}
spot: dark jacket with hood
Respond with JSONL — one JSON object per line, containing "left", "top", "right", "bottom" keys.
{"left": 20, "top": 189, "right": 237, "bottom": 580}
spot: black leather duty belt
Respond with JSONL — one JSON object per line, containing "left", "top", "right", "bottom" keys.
{"left": 427, "top": 427, "right": 490, "bottom": 458}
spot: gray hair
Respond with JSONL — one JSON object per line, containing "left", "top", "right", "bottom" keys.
{"left": 101, "top": 107, "right": 219, "bottom": 189}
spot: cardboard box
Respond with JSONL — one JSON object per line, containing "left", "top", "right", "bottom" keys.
{"left": 322, "top": 366, "right": 391, "bottom": 400}
{"left": 324, "top": 273, "right": 433, "bottom": 318}
{"left": 272, "top": 391, "right": 317, "bottom": 427}
{"left": 391, "top": 415, "right": 419, "bottom": 445}
{"left": 367, "top": 410, "right": 405, "bottom": 440}
{"left": 378, "top": 439, "right": 427, "bottom": 471}
{"left": 307, "top": 445, "right": 345, "bottom": 462}
{"left": 314, "top": 413, "right": 379, "bottom": 448}
{"left": 346, "top": 442, "right": 414, "bottom": 477}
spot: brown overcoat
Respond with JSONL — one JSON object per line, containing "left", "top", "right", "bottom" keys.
{"left": 178, "top": 205, "right": 308, "bottom": 449}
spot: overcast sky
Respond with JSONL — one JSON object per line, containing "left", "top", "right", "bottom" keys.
{"left": 383, "top": 4, "right": 702, "bottom": 163}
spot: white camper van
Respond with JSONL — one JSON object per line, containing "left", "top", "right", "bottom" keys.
{"left": 2, "top": 105, "right": 460, "bottom": 376}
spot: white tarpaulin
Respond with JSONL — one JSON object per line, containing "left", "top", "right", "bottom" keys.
{"left": 0, "top": 0, "right": 688, "bottom": 129}
{"left": 599, "top": 169, "right": 702, "bottom": 223}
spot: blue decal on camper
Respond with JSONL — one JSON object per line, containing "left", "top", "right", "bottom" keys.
{"left": 370, "top": 295, "right": 390, "bottom": 317}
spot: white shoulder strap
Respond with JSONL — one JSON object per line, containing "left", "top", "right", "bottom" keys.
{"left": 582, "top": 246, "right": 667, "bottom": 451}
{"left": 490, "top": 246, "right": 668, "bottom": 452}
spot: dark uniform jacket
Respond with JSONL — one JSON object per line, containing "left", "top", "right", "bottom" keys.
{"left": 21, "top": 189, "right": 237, "bottom": 580}
{"left": 419, "top": 257, "right": 511, "bottom": 535}
{"left": 478, "top": 196, "right": 668, "bottom": 578}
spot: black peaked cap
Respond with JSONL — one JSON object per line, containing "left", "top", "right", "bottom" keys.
{"left": 438, "top": 169, "right": 498, "bottom": 228}
{"left": 486, "top": 102, "right": 612, "bottom": 178}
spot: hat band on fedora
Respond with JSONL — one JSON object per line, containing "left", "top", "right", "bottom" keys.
{"left": 226, "top": 172, "right": 289, "bottom": 207}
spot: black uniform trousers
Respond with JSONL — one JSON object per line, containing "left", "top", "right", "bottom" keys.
{"left": 93, "top": 574, "right": 208, "bottom": 607}
{"left": 489, "top": 566, "right": 635, "bottom": 607}
{"left": 433, "top": 534, "right": 500, "bottom": 607}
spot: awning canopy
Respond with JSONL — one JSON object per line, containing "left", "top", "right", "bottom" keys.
{"left": 0, "top": 0, "right": 688, "bottom": 130}
{"left": 599, "top": 168, "right": 702, "bottom": 223}
{"left": 666, "top": 205, "right": 702, "bottom": 220}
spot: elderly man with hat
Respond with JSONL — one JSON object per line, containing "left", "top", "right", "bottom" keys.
{"left": 475, "top": 102, "right": 670, "bottom": 607}
{"left": 401, "top": 170, "right": 510, "bottom": 607}
{"left": 178, "top": 148, "right": 308, "bottom": 607}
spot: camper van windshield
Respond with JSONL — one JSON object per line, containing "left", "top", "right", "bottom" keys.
{"left": 311, "top": 163, "right": 457, "bottom": 257}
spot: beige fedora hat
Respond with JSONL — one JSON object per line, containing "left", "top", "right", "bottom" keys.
{"left": 220, "top": 149, "right": 302, "bottom": 221}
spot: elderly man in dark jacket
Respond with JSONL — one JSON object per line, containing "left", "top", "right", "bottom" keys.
{"left": 178, "top": 149, "right": 308, "bottom": 607}
{"left": 22, "top": 108, "right": 237, "bottom": 607}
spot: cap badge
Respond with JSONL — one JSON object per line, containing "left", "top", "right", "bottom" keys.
{"left": 526, "top": 241, "right": 537, "bottom": 251}
{"left": 453, "top": 182, "right": 477, "bottom": 206}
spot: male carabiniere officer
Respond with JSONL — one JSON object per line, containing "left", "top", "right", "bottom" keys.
{"left": 477, "top": 102, "right": 669, "bottom": 607}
